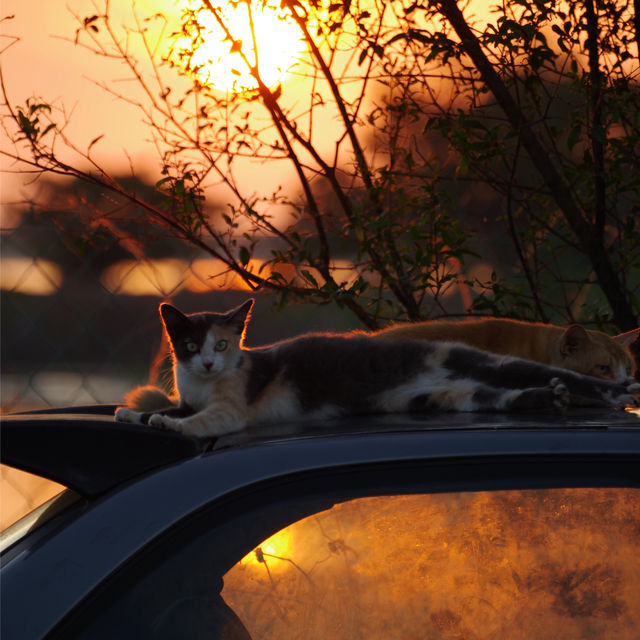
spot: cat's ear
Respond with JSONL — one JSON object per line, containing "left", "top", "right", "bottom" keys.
{"left": 559, "top": 324, "right": 589, "bottom": 356}
{"left": 159, "top": 303, "right": 189, "bottom": 337}
{"left": 223, "top": 299, "right": 254, "bottom": 334}
{"left": 613, "top": 327, "right": 640, "bottom": 349}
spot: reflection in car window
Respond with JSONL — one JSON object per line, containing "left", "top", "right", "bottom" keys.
{"left": 222, "top": 489, "right": 640, "bottom": 639}
{"left": 0, "top": 464, "right": 65, "bottom": 532}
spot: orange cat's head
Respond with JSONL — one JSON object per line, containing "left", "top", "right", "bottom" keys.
{"left": 557, "top": 325, "right": 639, "bottom": 382}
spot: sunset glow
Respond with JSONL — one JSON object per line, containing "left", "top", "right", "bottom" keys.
{"left": 172, "top": 0, "right": 305, "bottom": 93}
{"left": 241, "top": 528, "right": 292, "bottom": 569}
{"left": 0, "top": 465, "right": 64, "bottom": 531}
{"left": 99, "top": 258, "right": 366, "bottom": 295}
{"left": 0, "top": 258, "right": 63, "bottom": 296}
{"left": 223, "top": 489, "right": 640, "bottom": 639}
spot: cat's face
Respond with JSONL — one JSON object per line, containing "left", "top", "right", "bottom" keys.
{"left": 159, "top": 300, "right": 253, "bottom": 379}
{"left": 560, "top": 325, "right": 636, "bottom": 383}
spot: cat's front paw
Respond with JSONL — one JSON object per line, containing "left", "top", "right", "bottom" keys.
{"left": 147, "top": 408, "right": 247, "bottom": 437}
{"left": 148, "top": 413, "right": 184, "bottom": 433}
{"left": 115, "top": 407, "right": 144, "bottom": 424}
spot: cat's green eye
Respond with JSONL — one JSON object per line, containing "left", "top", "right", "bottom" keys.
{"left": 186, "top": 342, "right": 199, "bottom": 353}
{"left": 215, "top": 340, "right": 228, "bottom": 352}
{"left": 595, "top": 364, "right": 611, "bottom": 375}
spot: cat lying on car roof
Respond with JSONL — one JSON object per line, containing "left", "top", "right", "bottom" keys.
{"left": 115, "top": 299, "right": 640, "bottom": 438}
{"left": 373, "top": 318, "right": 638, "bottom": 383}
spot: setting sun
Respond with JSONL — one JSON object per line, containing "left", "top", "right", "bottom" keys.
{"left": 241, "top": 528, "right": 292, "bottom": 569}
{"left": 173, "top": 0, "right": 306, "bottom": 93}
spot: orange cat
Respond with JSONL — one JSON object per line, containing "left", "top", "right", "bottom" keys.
{"left": 374, "top": 319, "right": 639, "bottom": 383}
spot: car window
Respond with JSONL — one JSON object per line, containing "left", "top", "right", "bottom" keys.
{"left": 55, "top": 462, "right": 640, "bottom": 640}
{"left": 0, "top": 465, "right": 79, "bottom": 555}
{"left": 223, "top": 488, "right": 640, "bottom": 639}
{"left": 0, "top": 464, "right": 65, "bottom": 531}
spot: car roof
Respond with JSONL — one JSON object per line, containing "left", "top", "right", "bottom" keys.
{"left": 2, "top": 405, "right": 640, "bottom": 497}
{"left": 1, "top": 406, "right": 201, "bottom": 496}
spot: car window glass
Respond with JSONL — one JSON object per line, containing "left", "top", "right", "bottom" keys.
{"left": 0, "top": 464, "right": 65, "bottom": 532}
{"left": 222, "top": 488, "right": 640, "bottom": 639}
{"left": 63, "top": 485, "right": 640, "bottom": 639}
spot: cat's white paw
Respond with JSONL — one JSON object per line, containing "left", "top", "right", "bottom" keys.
{"left": 147, "top": 410, "right": 246, "bottom": 437}
{"left": 549, "top": 378, "right": 570, "bottom": 411}
{"left": 115, "top": 407, "right": 143, "bottom": 424}
{"left": 617, "top": 382, "right": 640, "bottom": 408}
{"left": 148, "top": 413, "right": 184, "bottom": 433}
{"left": 598, "top": 381, "right": 640, "bottom": 409}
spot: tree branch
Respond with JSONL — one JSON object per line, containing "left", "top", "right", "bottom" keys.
{"left": 584, "top": 0, "right": 605, "bottom": 243}
{"left": 433, "top": 0, "right": 637, "bottom": 329}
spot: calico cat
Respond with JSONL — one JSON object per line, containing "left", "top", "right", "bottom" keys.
{"left": 115, "top": 299, "right": 640, "bottom": 438}
{"left": 374, "top": 319, "right": 638, "bottom": 383}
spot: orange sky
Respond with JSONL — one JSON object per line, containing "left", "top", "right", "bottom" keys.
{"left": 0, "top": 0, "right": 355, "bottom": 199}
{"left": 0, "top": 0, "right": 496, "bottom": 214}
{"left": 1, "top": 0, "right": 179, "bottom": 207}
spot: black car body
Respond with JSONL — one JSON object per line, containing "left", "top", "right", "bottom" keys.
{"left": 2, "top": 407, "right": 640, "bottom": 639}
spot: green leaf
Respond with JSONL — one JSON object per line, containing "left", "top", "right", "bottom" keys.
{"left": 301, "top": 270, "right": 318, "bottom": 287}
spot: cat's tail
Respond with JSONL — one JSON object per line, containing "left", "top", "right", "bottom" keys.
{"left": 123, "top": 385, "right": 177, "bottom": 412}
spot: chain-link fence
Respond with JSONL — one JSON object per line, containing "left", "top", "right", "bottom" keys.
{"left": 1, "top": 205, "right": 360, "bottom": 412}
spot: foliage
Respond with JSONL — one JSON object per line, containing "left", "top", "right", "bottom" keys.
{"left": 393, "top": 0, "right": 640, "bottom": 330}
{"left": 1, "top": 0, "right": 639, "bottom": 330}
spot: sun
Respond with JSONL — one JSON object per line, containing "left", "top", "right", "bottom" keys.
{"left": 240, "top": 528, "right": 292, "bottom": 570}
{"left": 174, "top": 0, "right": 306, "bottom": 93}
